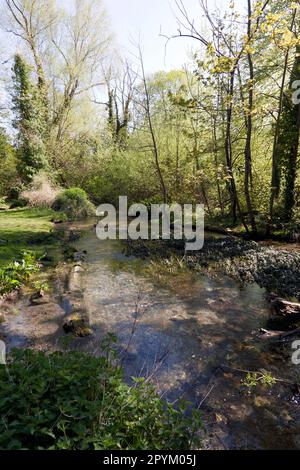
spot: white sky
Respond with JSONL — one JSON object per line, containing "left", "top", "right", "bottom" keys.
{"left": 0, "top": 0, "right": 240, "bottom": 127}
{"left": 104, "top": 0, "right": 231, "bottom": 73}
{"left": 0, "top": 0, "right": 239, "bottom": 74}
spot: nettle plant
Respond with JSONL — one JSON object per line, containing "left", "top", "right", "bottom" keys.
{"left": 0, "top": 340, "right": 203, "bottom": 450}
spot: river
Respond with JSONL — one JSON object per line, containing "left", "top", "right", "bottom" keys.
{"left": 2, "top": 221, "right": 300, "bottom": 449}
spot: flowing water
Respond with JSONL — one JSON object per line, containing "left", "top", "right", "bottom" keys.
{"left": 2, "top": 221, "right": 300, "bottom": 449}
{"left": 73, "top": 224, "right": 300, "bottom": 450}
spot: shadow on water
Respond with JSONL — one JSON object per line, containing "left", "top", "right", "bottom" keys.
{"left": 2, "top": 221, "right": 300, "bottom": 449}
{"left": 70, "top": 226, "right": 300, "bottom": 450}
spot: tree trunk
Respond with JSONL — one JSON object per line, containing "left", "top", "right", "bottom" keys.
{"left": 244, "top": 0, "right": 257, "bottom": 235}
{"left": 282, "top": 44, "right": 300, "bottom": 221}
{"left": 225, "top": 71, "right": 249, "bottom": 233}
{"left": 225, "top": 71, "right": 238, "bottom": 223}
{"left": 268, "top": 10, "right": 297, "bottom": 234}
{"left": 139, "top": 47, "right": 168, "bottom": 204}
{"left": 212, "top": 116, "right": 224, "bottom": 215}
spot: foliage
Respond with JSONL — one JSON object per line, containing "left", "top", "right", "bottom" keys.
{"left": 12, "top": 55, "right": 48, "bottom": 184}
{"left": 241, "top": 371, "right": 277, "bottom": 394}
{"left": 0, "top": 348, "right": 202, "bottom": 450}
{"left": 32, "top": 280, "right": 49, "bottom": 292}
{"left": 276, "top": 44, "right": 300, "bottom": 221}
{"left": 0, "top": 128, "right": 18, "bottom": 197}
{"left": 0, "top": 251, "right": 40, "bottom": 295}
{"left": 52, "top": 188, "right": 95, "bottom": 220}
{"left": 1, "top": 0, "right": 300, "bottom": 235}
{"left": 9, "top": 198, "right": 28, "bottom": 209}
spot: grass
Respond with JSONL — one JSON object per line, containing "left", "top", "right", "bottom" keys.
{"left": 0, "top": 207, "right": 58, "bottom": 266}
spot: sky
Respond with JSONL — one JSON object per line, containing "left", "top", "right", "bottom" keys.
{"left": 0, "top": 0, "right": 235, "bottom": 123}
{"left": 0, "top": 0, "right": 234, "bottom": 74}
{"left": 104, "top": 0, "right": 226, "bottom": 73}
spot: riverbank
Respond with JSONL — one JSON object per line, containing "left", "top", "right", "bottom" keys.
{"left": 0, "top": 207, "right": 62, "bottom": 266}
{"left": 0, "top": 213, "right": 200, "bottom": 451}
{"left": 126, "top": 237, "right": 300, "bottom": 302}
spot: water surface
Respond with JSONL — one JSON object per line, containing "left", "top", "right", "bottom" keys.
{"left": 74, "top": 226, "right": 300, "bottom": 450}
{"left": 2, "top": 222, "right": 300, "bottom": 449}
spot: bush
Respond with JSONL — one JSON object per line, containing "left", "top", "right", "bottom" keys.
{"left": 21, "top": 173, "right": 59, "bottom": 208}
{"left": 138, "top": 196, "right": 165, "bottom": 211}
{"left": 0, "top": 348, "right": 202, "bottom": 450}
{"left": 9, "top": 198, "right": 28, "bottom": 209}
{"left": 7, "top": 184, "right": 27, "bottom": 208}
{"left": 52, "top": 188, "right": 95, "bottom": 220}
{"left": 0, "top": 129, "right": 18, "bottom": 198}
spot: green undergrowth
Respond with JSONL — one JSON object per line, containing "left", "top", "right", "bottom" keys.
{"left": 0, "top": 345, "right": 202, "bottom": 450}
{"left": 0, "top": 250, "right": 41, "bottom": 295}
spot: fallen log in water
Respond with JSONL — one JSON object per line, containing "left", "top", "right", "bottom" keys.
{"left": 205, "top": 225, "right": 236, "bottom": 237}
{"left": 269, "top": 294, "right": 300, "bottom": 317}
{"left": 259, "top": 327, "right": 300, "bottom": 342}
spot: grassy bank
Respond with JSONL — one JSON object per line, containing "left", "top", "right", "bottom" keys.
{"left": 0, "top": 207, "right": 57, "bottom": 266}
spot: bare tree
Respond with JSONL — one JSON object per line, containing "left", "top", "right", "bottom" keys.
{"left": 98, "top": 62, "right": 137, "bottom": 148}
{"left": 137, "top": 45, "right": 168, "bottom": 204}
{"left": 5, "top": 0, "right": 111, "bottom": 144}
{"left": 50, "top": 0, "right": 111, "bottom": 142}
{"left": 5, "top": 0, "right": 56, "bottom": 101}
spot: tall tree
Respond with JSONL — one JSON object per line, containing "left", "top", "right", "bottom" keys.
{"left": 12, "top": 54, "right": 47, "bottom": 183}
{"left": 101, "top": 64, "right": 136, "bottom": 148}
{"left": 5, "top": 0, "right": 55, "bottom": 115}
{"left": 5, "top": 0, "right": 112, "bottom": 184}
{"left": 279, "top": 43, "right": 300, "bottom": 221}
{"left": 243, "top": 0, "right": 257, "bottom": 234}
{"left": 268, "top": 4, "right": 298, "bottom": 232}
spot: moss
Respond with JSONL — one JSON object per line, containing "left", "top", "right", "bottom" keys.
{"left": 63, "top": 313, "right": 92, "bottom": 337}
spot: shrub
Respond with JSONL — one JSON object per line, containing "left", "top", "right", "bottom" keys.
{"left": 52, "top": 188, "right": 95, "bottom": 220}
{"left": 138, "top": 196, "right": 165, "bottom": 212}
{"left": 0, "top": 129, "right": 18, "bottom": 198}
{"left": 7, "top": 186, "right": 23, "bottom": 201}
{"left": 21, "top": 173, "right": 59, "bottom": 208}
{"left": 0, "top": 348, "right": 202, "bottom": 450}
{"left": 7, "top": 185, "right": 27, "bottom": 208}
{"left": 9, "top": 198, "right": 28, "bottom": 209}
